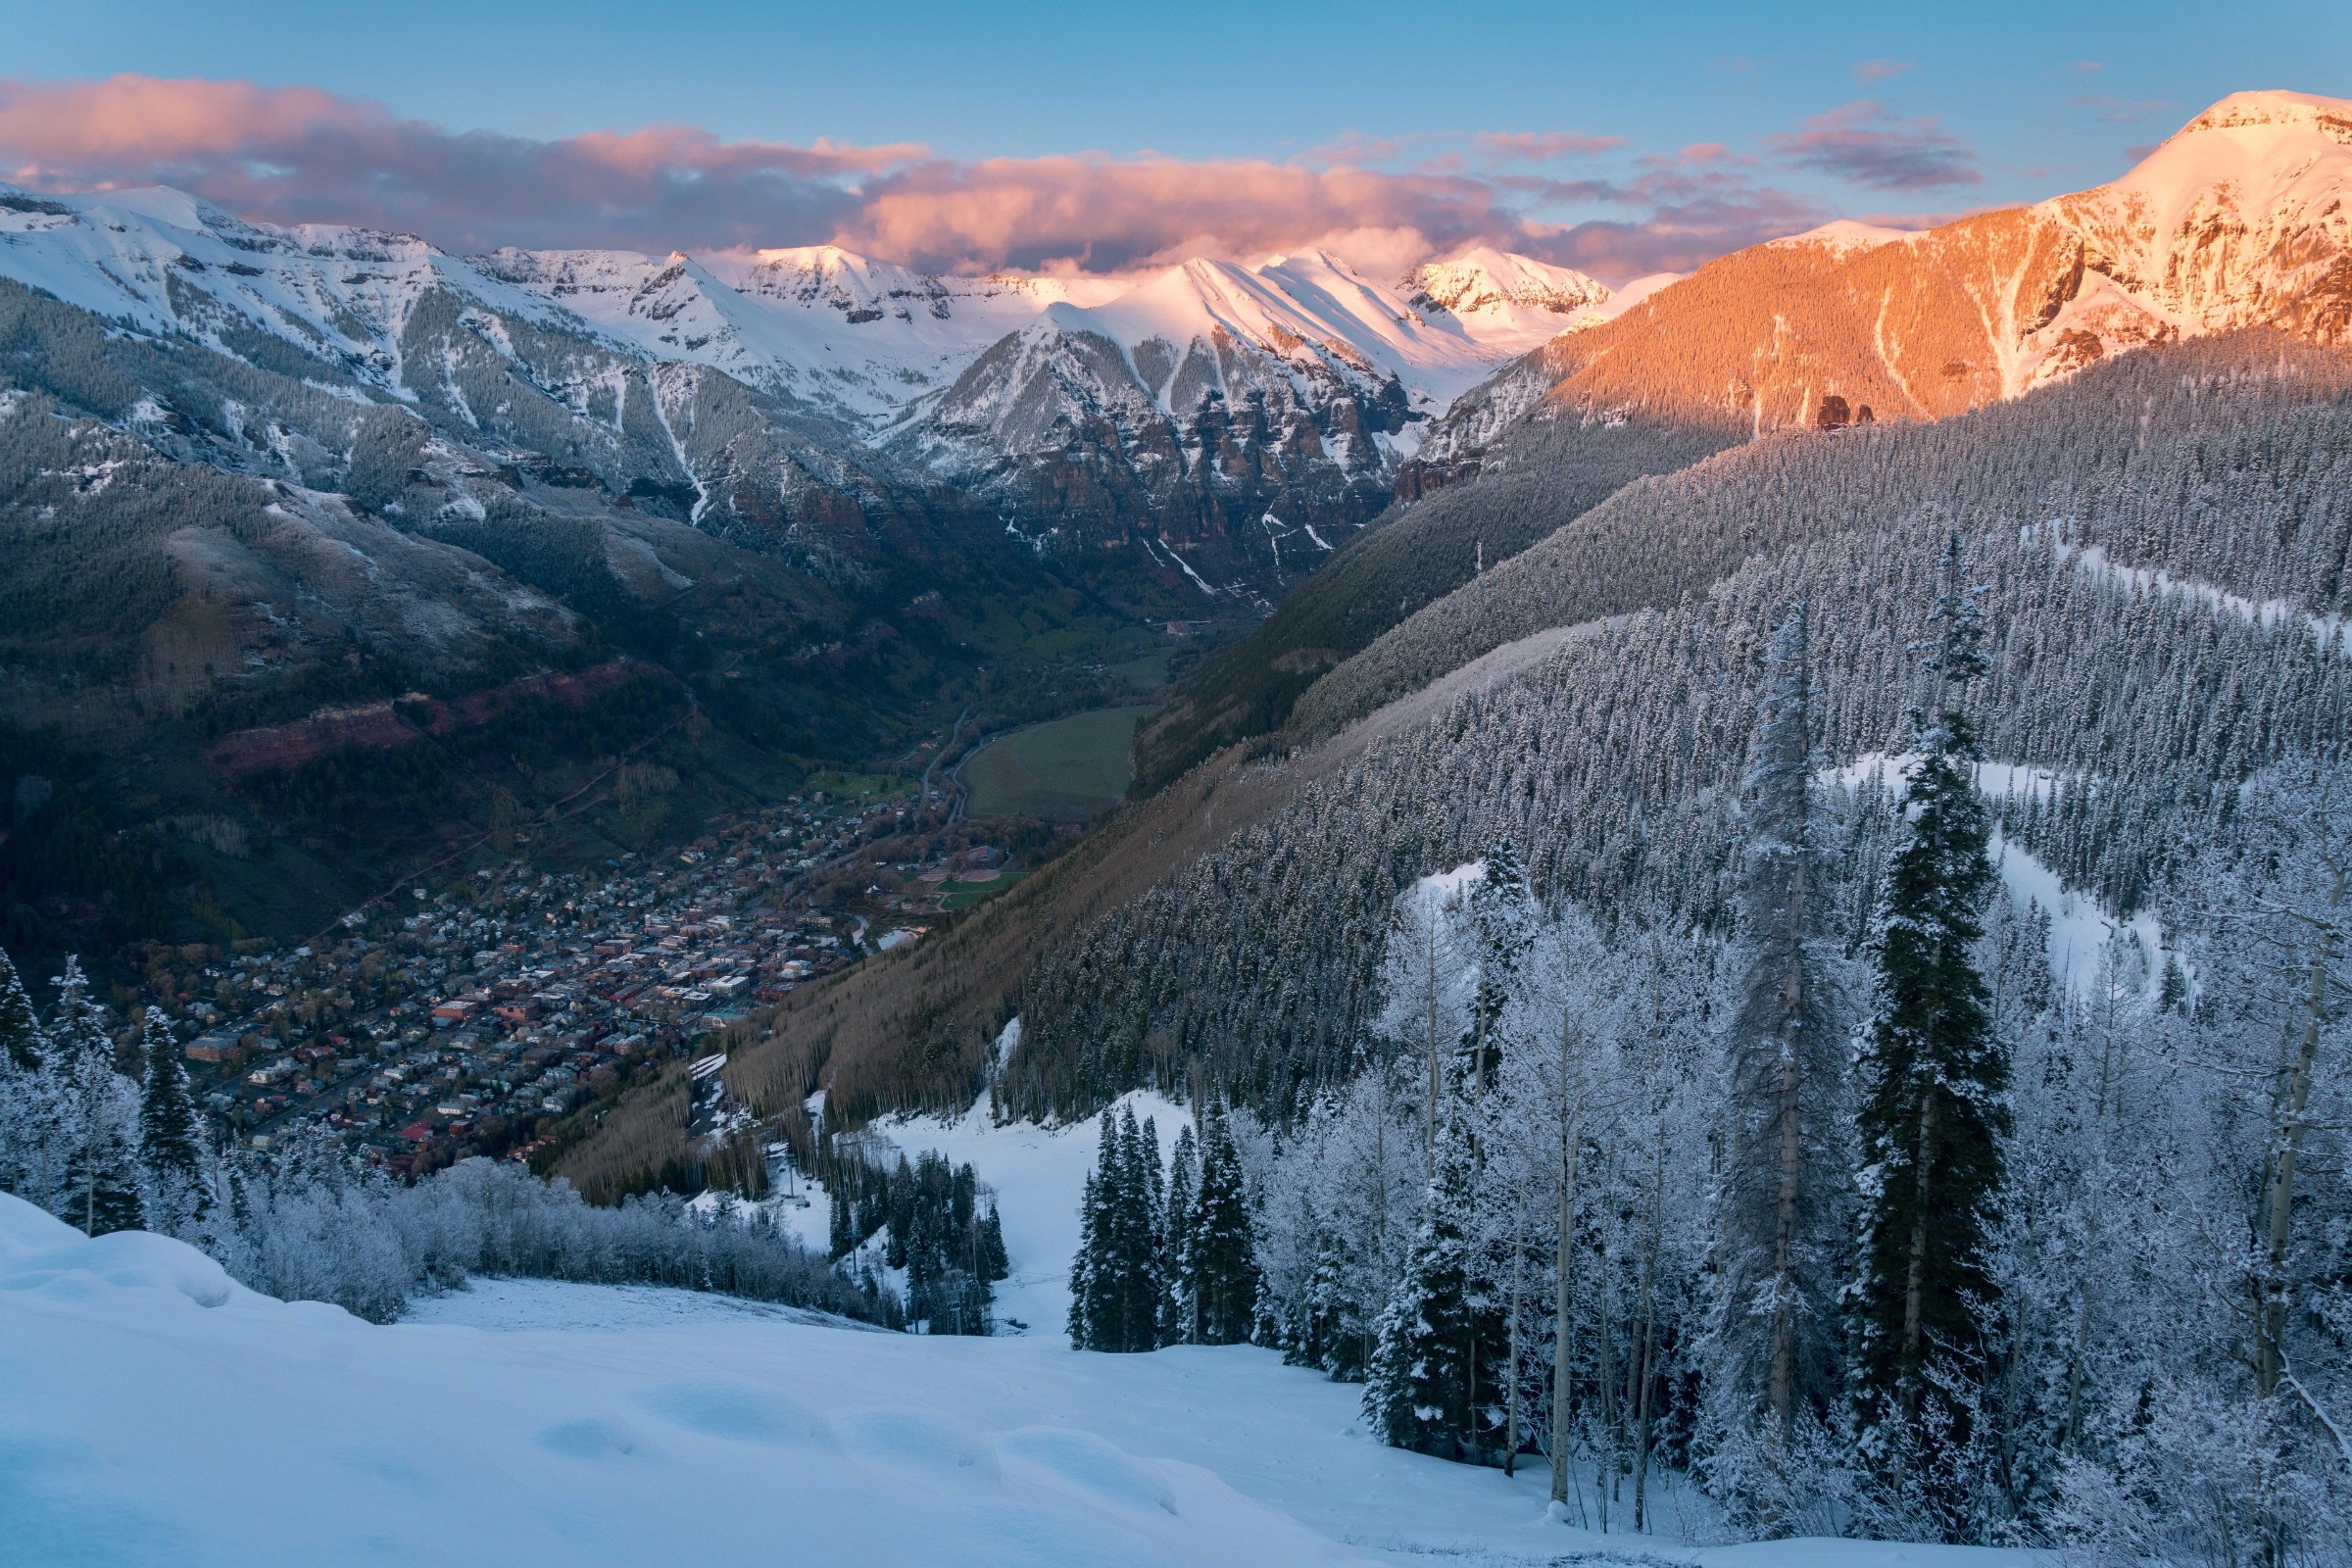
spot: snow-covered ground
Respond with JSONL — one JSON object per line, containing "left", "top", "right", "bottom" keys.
{"left": 0, "top": 1192, "right": 2038, "bottom": 1568}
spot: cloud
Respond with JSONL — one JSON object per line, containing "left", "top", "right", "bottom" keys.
{"left": 0, "top": 74, "right": 908, "bottom": 251}
{"left": 1765, "top": 100, "right": 1983, "bottom": 189}
{"left": 1470, "top": 130, "right": 1624, "bottom": 165}
{"left": 0, "top": 74, "right": 1853, "bottom": 286}
{"left": 840, "top": 154, "right": 1544, "bottom": 274}
{"left": 1853, "top": 59, "right": 1915, "bottom": 83}
{"left": 2074, "top": 94, "right": 2174, "bottom": 122}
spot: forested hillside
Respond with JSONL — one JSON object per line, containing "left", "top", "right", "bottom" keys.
{"left": 1016, "top": 331, "right": 2352, "bottom": 1114}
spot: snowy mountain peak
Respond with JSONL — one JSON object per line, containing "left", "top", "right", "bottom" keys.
{"left": 2039, "top": 88, "right": 2352, "bottom": 343}
{"left": 1399, "top": 247, "right": 1612, "bottom": 324}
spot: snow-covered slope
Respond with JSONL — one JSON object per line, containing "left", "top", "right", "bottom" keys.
{"left": 1398, "top": 245, "right": 1614, "bottom": 353}
{"left": 474, "top": 244, "right": 1110, "bottom": 426}
{"left": 0, "top": 1191, "right": 2041, "bottom": 1567}
{"left": 0, "top": 183, "right": 579, "bottom": 391}
{"left": 1407, "top": 90, "right": 2352, "bottom": 485}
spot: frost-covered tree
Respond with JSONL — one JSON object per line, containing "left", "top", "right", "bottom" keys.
{"left": 1068, "top": 1107, "right": 1164, "bottom": 1351}
{"left": 1184, "top": 1105, "right": 1259, "bottom": 1345}
{"left": 1365, "top": 1099, "right": 1489, "bottom": 1461}
{"left": 1706, "top": 602, "right": 1851, "bottom": 1523}
{"left": 47, "top": 957, "right": 144, "bottom": 1236}
{"left": 1849, "top": 541, "right": 2007, "bottom": 1477}
{"left": 137, "top": 1005, "right": 211, "bottom": 1236}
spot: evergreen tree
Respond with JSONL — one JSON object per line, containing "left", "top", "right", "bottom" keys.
{"left": 1068, "top": 1156, "right": 1104, "bottom": 1348}
{"left": 975, "top": 1200, "right": 1009, "bottom": 1285}
{"left": 0, "top": 946, "right": 43, "bottom": 1071}
{"left": 1463, "top": 839, "right": 1533, "bottom": 1092}
{"left": 138, "top": 1006, "right": 210, "bottom": 1234}
{"left": 1708, "top": 602, "right": 1847, "bottom": 1477}
{"left": 1186, "top": 1105, "right": 1261, "bottom": 1345}
{"left": 1068, "top": 1107, "right": 1164, "bottom": 1351}
{"left": 1364, "top": 1102, "right": 1486, "bottom": 1461}
{"left": 1849, "top": 540, "right": 2008, "bottom": 1464}
{"left": 1163, "top": 1123, "right": 1200, "bottom": 1343}
{"left": 0, "top": 944, "right": 56, "bottom": 1209}
{"left": 48, "top": 957, "right": 144, "bottom": 1236}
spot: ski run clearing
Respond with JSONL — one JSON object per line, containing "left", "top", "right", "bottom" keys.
{"left": 0, "top": 1190, "right": 2038, "bottom": 1568}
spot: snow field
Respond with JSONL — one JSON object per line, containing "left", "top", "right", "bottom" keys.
{"left": 0, "top": 1192, "right": 2041, "bottom": 1568}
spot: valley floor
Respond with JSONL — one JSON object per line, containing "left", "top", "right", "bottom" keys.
{"left": 1, "top": 1197, "right": 2043, "bottom": 1568}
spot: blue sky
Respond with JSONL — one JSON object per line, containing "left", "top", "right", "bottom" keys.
{"left": 5, "top": 2, "right": 2344, "bottom": 278}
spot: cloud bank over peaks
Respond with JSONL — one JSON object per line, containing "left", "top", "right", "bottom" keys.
{"left": 0, "top": 74, "right": 2001, "bottom": 284}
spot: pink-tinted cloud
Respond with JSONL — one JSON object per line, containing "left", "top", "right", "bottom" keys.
{"left": 840, "top": 154, "right": 1531, "bottom": 274}
{"left": 0, "top": 74, "right": 1859, "bottom": 286}
{"left": 1765, "top": 101, "right": 1983, "bottom": 189}
{"left": 0, "top": 74, "right": 909, "bottom": 251}
{"left": 1853, "top": 59, "right": 1916, "bottom": 83}
{"left": 1470, "top": 130, "right": 1624, "bottom": 165}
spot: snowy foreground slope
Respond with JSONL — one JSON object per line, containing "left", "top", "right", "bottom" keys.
{"left": 1, "top": 1193, "right": 2042, "bottom": 1567}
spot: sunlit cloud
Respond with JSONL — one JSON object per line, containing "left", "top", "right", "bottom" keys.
{"left": 0, "top": 74, "right": 1893, "bottom": 286}
{"left": 1764, "top": 100, "right": 1984, "bottom": 189}
{"left": 1853, "top": 59, "right": 1916, "bottom": 83}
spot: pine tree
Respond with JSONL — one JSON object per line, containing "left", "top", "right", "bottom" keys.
{"left": 1709, "top": 602, "right": 1847, "bottom": 1475}
{"left": 48, "top": 957, "right": 144, "bottom": 1236}
{"left": 1850, "top": 540, "right": 2007, "bottom": 1462}
{"left": 1365, "top": 1101, "right": 1486, "bottom": 1461}
{"left": 138, "top": 1006, "right": 210, "bottom": 1234}
{"left": 1186, "top": 1105, "right": 1260, "bottom": 1345}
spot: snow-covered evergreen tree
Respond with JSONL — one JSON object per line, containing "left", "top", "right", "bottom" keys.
{"left": 1849, "top": 541, "right": 2008, "bottom": 1489}
{"left": 1185, "top": 1105, "right": 1259, "bottom": 1345}
{"left": 137, "top": 1005, "right": 211, "bottom": 1236}
{"left": 1705, "top": 602, "right": 1850, "bottom": 1525}
{"left": 1365, "top": 1099, "right": 1490, "bottom": 1461}
{"left": 1163, "top": 1122, "right": 1199, "bottom": 1343}
{"left": 1068, "top": 1106, "right": 1164, "bottom": 1351}
{"left": 47, "top": 957, "right": 144, "bottom": 1236}
{"left": 0, "top": 945, "right": 42, "bottom": 1071}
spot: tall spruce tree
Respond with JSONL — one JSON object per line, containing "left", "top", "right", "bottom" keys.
{"left": 0, "top": 945, "right": 55, "bottom": 1209}
{"left": 48, "top": 957, "right": 144, "bottom": 1236}
{"left": 1463, "top": 840, "right": 1533, "bottom": 1093}
{"left": 1710, "top": 603, "right": 1847, "bottom": 1462}
{"left": 1850, "top": 540, "right": 2007, "bottom": 1451}
{"left": 1185, "top": 1105, "right": 1260, "bottom": 1345}
{"left": 0, "top": 946, "right": 42, "bottom": 1071}
{"left": 1365, "top": 1099, "right": 1487, "bottom": 1460}
{"left": 137, "top": 1005, "right": 210, "bottom": 1235}
{"left": 1068, "top": 1106, "right": 1164, "bottom": 1351}
{"left": 1163, "top": 1123, "right": 1200, "bottom": 1343}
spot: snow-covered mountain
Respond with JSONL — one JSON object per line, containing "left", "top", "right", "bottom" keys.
{"left": 1405, "top": 90, "right": 2352, "bottom": 488}
{"left": 0, "top": 180, "right": 1605, "bottom": 564}
{"left": 472, "top": 245, "right": 1114, "bottom": 427}
{"left": 878, "top": 249, "right": 1614, "bottom": 556}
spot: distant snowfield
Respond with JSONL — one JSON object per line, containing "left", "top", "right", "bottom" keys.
{"left": 0, "top": 1194, "right": 2037, "bottom": 1568}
